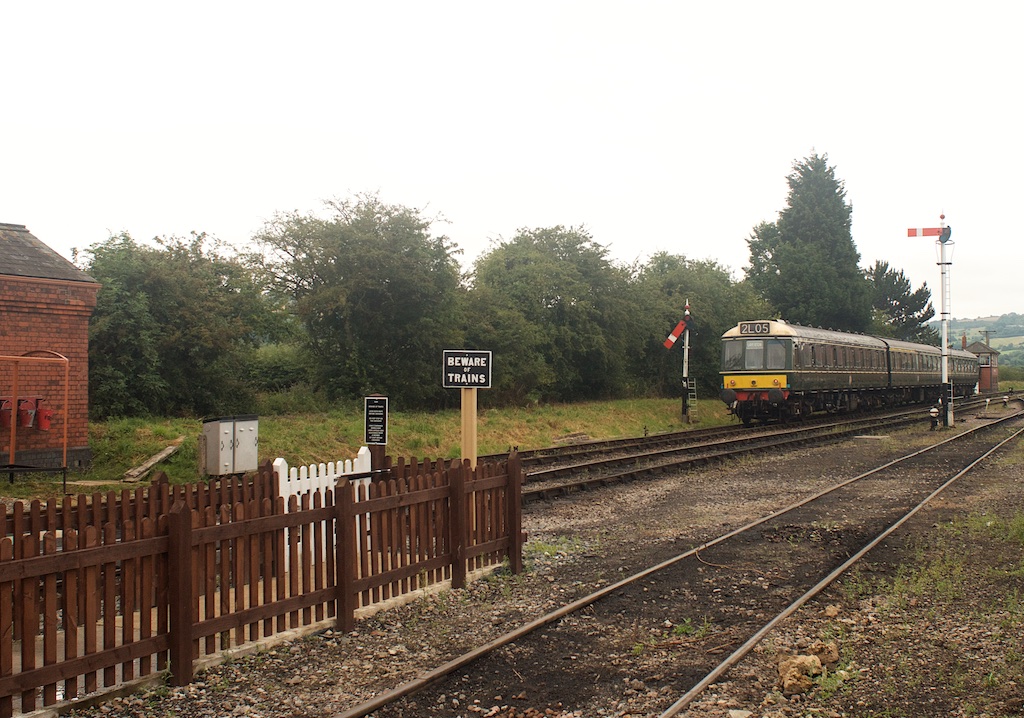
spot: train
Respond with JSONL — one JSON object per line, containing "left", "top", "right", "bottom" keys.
{"left": 719, "top": 319, "right": 980, "bottom": 424}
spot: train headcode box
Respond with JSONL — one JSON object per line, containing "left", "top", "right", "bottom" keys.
{"left": 442, "top": 350, "right": 492, "bottom": 389}
{"left": 364, "top": 396, "right": 388, "bottom": 445}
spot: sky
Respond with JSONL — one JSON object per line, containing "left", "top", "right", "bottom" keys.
{"left": 2, "top": 1, "right": 1021, "bottom": 321}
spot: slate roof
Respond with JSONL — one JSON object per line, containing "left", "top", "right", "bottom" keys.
{"left": 0, "top": 223, "right": 97, "bottom": 283}
{"left": 965, "top": 341, "right": 1000, "bottom": 356}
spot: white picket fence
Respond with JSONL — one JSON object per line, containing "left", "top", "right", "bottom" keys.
{"left": 272, "top": 446, "right": 373, "bottom": 502}
{"left": 271, "top": 446, "right": 374, "bottom": 567}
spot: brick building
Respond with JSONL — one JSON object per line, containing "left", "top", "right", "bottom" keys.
{"left": 1, "top": 223, "right": 100, "bottom": 469}
{"left": 965, "top": 340, "right": 1000, "bottom": 393}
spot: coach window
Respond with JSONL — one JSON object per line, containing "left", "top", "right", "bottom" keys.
{"left": 744, "top": 340, "right": 764, "bottom": 370}
{"left": 793, "top": 345, "right": 804, "bottom": 368}
{"left": 766, "top": 339, "right": 787, "bottom": 370}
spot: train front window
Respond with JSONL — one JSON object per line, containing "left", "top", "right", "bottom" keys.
{"left": 723, "top": 338, "right": 790, "bottom": 371}
{"left": 744, "top": 340, "right": 764, "bottom": 369}
{"left": 723, "top": 341, "right": 744, "bottom": 370}
{"left": 765, "top": 339, "right": 787, "bottom": 369}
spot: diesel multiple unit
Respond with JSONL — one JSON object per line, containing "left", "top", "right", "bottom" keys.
{"left": 720, "top": 320, "right": 979, "bottom": 424}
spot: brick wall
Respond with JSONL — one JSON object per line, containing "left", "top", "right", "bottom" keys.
{"left": 0, "top": 275, "right": 99, "bottom": 468}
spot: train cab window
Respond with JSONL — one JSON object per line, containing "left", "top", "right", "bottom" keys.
{"left": 765, "top": 339, "right": 787, "bottom": 370}
{"left": 722, "top": 341, "right": 744, "bottom": 370}
{"left": 742, "top": 340, "right": 764, "bottom": 369}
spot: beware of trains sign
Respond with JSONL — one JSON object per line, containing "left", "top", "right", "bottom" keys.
{"left": 442, "top": 350, "right": 492, "bottom": 389}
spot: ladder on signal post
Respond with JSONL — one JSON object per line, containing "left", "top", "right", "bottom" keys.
{"left": 683, "top": 378, "right": 698, "bottom": 423}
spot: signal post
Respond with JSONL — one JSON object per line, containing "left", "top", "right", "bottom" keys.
{"left": 664, "top": 302, "right": 694, "bottom": 423}
{"left": 908, "top": 215, "right": 954, "bottom": 427}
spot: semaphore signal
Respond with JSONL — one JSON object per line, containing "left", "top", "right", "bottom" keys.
{"left": 908, "top": 213, "right": 955, "bottom": 427}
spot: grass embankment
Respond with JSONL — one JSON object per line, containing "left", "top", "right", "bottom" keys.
{"left": 5, "top": 398, "right": 733, "bottom": 501}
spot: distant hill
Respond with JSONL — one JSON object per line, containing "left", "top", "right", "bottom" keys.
{"left": 931, "top": 312, "right": 1023, "bottom": 367}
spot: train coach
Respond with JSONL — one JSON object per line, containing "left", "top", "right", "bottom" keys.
{"left": 719, "top": 319, "right": 980, "bottom": 424}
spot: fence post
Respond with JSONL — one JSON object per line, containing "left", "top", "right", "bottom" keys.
{"left": 335, "top": 478, "right": 357, "bottom": 633}
{"left": 167, "top": 501, "right": 194, "bottom": 686}
{"left": 449, "top": 459, "right": 467, "bottom": 589}
{"left": 506, "top": 452, "right": 523, "bottom": 575}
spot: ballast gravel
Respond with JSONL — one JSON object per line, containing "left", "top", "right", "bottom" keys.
{"left": 61, "top": 416, "right": 1024, "bottom": 718}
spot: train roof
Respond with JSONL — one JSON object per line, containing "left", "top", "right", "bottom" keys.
{"left": 721, "top": 320, "right": 888, "bottom": 348}
{"left": 722, "top": 320, "right": 978, "bottom": 359}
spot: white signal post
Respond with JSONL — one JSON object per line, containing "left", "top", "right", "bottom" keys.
{"left": 664, "top": 302, "right": 693, "bottom": 422}
{"left": 908, "top": 215, "right": 954, "bottom": 427}
{"left": 682, "top": 302, "right": 691, "bottom": 383}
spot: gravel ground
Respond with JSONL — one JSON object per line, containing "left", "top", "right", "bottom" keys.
{"left": 60, "top": 415, "right": 1024, "bottom": 718}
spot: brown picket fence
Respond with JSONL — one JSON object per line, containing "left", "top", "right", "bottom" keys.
{"left": 0, "top": 454, "right": 523, "bottom": 717}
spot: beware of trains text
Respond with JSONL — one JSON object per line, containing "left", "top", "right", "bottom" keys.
{"left": 442, "top": 350, "right": 492, "bottom": 389}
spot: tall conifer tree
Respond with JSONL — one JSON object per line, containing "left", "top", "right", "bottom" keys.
{"left": 746, "top": 153, "right": 872, "bottom": 331}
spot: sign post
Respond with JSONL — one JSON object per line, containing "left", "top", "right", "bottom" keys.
{"left": 908, "top": 215, "right": 954, "bottom": 427}
{"left": 442, "top": 350, "right": 492, "bottom": 468}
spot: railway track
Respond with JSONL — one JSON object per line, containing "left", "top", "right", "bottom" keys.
{"left": 335, "top": 407, "right": 1024, "bottom": 717}
{"left": 521, "top": 399, "right": 993, "bottom": 500}
{"left": 479, "top": 397, "right": 996, "bottom": 476}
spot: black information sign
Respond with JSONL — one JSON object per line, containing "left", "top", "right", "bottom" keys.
{"left": 364, "top": 396, "right": 388, "bottom": 445}
{"left": 442, "top": 350, "right": 492, "bottom": 389}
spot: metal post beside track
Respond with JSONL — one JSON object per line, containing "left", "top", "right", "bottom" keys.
{"left": 908, "top": 215, "right": 955, "bottom": 427}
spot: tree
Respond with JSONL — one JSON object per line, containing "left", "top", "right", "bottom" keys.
{"left": 468, "top": 226, "right": 633, "bottom": 403}
{"left": 865, "top": 260, "right": 938, "bottom": 343}
{"left": 632, "top": 253, "right": 770, "bottom": 397}
{"left": 251, "top": 194, "right": 464, "bottom": 409}
{"left": 745, "top": 153, "right": 872, "bottom": 332}
{"left": 85, "top": 232, "right": 273, "bottom": 417}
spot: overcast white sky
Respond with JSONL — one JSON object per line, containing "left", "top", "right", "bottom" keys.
{"left": 3, "top": 2, "right": 1021, "bottom": 320}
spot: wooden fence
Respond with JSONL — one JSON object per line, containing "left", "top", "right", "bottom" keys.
{"left": 0, "top": 453, "right": 522, "bottom": 717}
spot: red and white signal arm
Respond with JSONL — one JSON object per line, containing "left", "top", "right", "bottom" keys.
{"left": 442, "top": 350, "right": 492, "bottom": 389}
